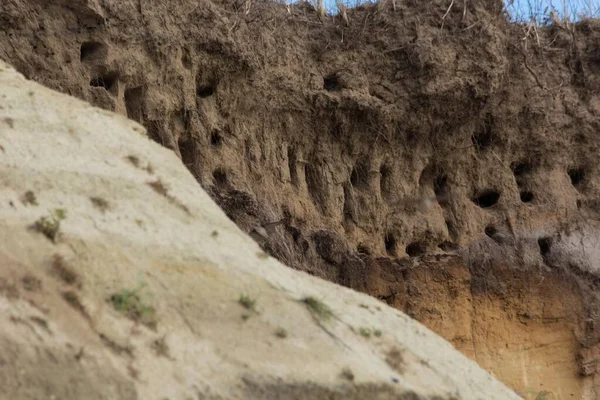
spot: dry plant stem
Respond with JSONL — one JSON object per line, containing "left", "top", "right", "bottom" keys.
{"left": 441, "top": 0, "right": 455, "bottom": 30}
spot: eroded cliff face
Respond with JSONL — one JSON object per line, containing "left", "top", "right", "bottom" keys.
{"left": 2, "top": 0, "right": 600, "bottom": 397}
{"left": 0, "top": 59, "right": 524, "bottom": 400}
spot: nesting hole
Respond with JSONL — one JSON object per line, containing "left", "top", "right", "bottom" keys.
{"left": 538, "top": 237, "right": 552, "bottom": 256}
{"left": 385, "top": 233, "right": 397, "bottom": 256}
{"left": 406, "top": 241, "right": 427, "bottom": 257}
{"left": 125, "top": 87, "right": 143, "bottom": 122}
{"left": 210, "top": 130, "right": 222, "bottom": 147}
{"left": 434, "top": 174, "right": 449, "bottom": 204}
{"left": 484, "top": 225, "right": 497, "bottom": 238}
{"left": 472, "top": 190, "right": 500, "bottom": 208}
{"left": 323, "top": 74, "right": 341, "bottom": 92}
{"left": 80, "top": 41, "right": 108, "bottom": 62}
{"left": 357, "top": 244, "right": 371, "bottom": 255}
{"left": 178, "top": 137, "right": 195, "bottom": 170}
{"left": 90, "top": 72, "right": 119, "bottom": 93}
{"left": 520, "top": 191, "right": 534, "bottom": 203}
{"left": 568, "top": 167, "right": 586, "bottom": 188}
{"left": 512, "top": 161, "right": 533, "bottom": 177}
{"left": 196, "top": 83, "right": 215, "bottom": 98}
{"left": 213, "top": 168, "right": 228, "bottom": 187}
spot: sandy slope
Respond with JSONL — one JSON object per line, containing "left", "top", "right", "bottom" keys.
{"left": 0, "top": 60, "right": 521, "bottom": 399}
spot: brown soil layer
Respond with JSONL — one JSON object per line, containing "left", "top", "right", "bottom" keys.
{"left": 3, "top": 0, "right": 600, "bottom": 397}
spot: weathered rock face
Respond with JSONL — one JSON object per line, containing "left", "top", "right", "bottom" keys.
{"left": 0, "top": 59, "right": 521, "bottom": 400}
{"left": 3, "top": 0, "right": 600, "bottom": 397}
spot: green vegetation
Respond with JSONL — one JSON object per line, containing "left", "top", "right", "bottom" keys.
{"left": 34, "top": 209, "right": 66, "bottom": 242}
{"left": 110, "top": 286, "right": 156, "bottom": 328}
{"left": 301, "top": 296, "right": 334, "bottom": 321}
{"left": 359, "top": 327, "right": 372, "bottom": 338}
{"left": 238, "top": 294, "right": 256, "bottom": 310}
{"left": 535, "top": 391, "right": 550, "bottom": 400}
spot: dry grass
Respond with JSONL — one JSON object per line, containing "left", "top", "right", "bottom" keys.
{"left": 90, "top": 197, "right": 110, "bottom": 213}
{"left": 21, "top": 190, "right": 38, "bottom": 206}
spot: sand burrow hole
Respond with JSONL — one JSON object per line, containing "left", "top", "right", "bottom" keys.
{"left": 80, "top": 41, "right": 108, "bottom": 63}
{"left": 471, "top": 189, "right": 500, "bottom": 208}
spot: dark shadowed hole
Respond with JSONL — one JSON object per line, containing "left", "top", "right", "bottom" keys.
{"left": 350, "top": 168, "right": 359, "bottom": 186}
{"left": 520, "top": 191, "right": 534, "bottom": 203}
{"left": 406, "top": 241, "right": 427, "bottom": 257}
{"left": 90, "top": 72, "right": 118, "bottom": 93}
{"left": 213, "top": 168, "right": 228, "bottom": 187}
{"left": 438, "top": 241, "right": 459, "bottom": 251}
{"left": 484, "top": 225, "right": 497, "bottom": 238}
{"left": 434, "top": 174, "right": 449, "bottom": 204}
{"left": 538, "top": 237, "right": 552, "bottom": 256}
{"left": 210, "top": 130, "right": 222, "bottom": 147}
{"left": 385, "top": 234, "right": 397, "bottom": 256}
{"left": 350, "top": 160, "right": 369, "bottom": 190}
{"left": 323, "top": 74, "right": 341, "bottom": 92}
{"left": 357, "top": 244, "right": 371, "bottom": 255}
{"left": 568, "top": 167, "right": 585, "bottom": 188}
{"left": 178, "top": 137, "right": 195, "bottom": 170}
{"left": 471, "top": 190, "right": 500, "bottom": 208}
{"left": 512, "top": 162, "right": 533, "bottom": 176}
{"left": 196, "top": 84, "right": 215, "bottom": 98}
{"left": 124, "top": 87, "right": 143, "bottom": 122}
{"left": 80, "top": 41, "right": 107, "bottom": 62}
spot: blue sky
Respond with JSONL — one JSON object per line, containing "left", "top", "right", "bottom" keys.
{"left": 323, "top": 0, "right": 600, "bottom": 19}
{"left": 506, "top": 0, "right": 600, "bottom": 20}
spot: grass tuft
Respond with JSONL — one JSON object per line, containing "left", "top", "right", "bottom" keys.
{"left": 110, "top": 287, "right": 156, "bottom": 328}
{"left": 359, "top": 327, "right": 372, "bottom": 338}
{"left": 239, "top": 294, "right": 256, "bottom": 310}
{"left": 301, "top": 296, "right": 334, "bottom": 321}
{"left": 34, "top": 209, "right": 66, "bottom": 242}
